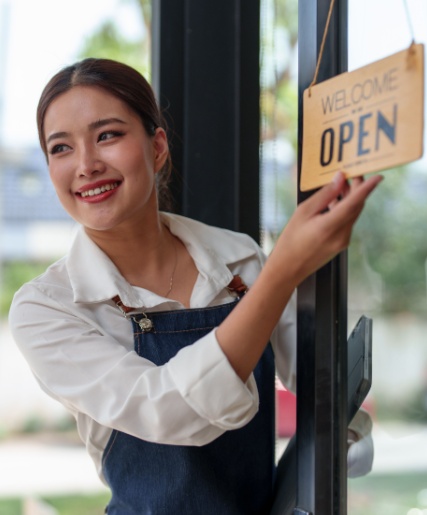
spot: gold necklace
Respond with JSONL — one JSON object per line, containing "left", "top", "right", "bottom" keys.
{"left": 165, "top": 237, "right": 178, "bottom": 298}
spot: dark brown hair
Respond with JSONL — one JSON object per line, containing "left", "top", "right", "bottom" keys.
{"left": 37, "top": 58, "right": 173, "bottom": 211}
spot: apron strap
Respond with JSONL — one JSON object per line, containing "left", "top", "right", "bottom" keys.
{"left": 112, "top": 274, "right": 248, "bottom": 314}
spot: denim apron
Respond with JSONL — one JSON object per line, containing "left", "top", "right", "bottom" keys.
{"left": 102, "top": 299, "right": 276, "bottom": 514}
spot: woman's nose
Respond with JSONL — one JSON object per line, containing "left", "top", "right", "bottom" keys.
{"left": 77, "top": 146, "right": 106, "bottom": 177}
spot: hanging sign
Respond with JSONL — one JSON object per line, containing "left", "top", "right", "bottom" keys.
{"left": 301, "top": 44, "right": 425, "bottom": 191}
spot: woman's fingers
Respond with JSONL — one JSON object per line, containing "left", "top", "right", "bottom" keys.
{"left": 329, "top": 174, "right": 383, "bottom": 223}
{"left": 301, "top": 172, "right": 365, "bottom": 217}
{"left": 305, "top": 173, "right": 382, "bottom": 222}
{"left": 320, "top": 174, "right": 383, "bottom": 253}
{"left": 300, "top": 172, "right": 348, "bottom": 217}
{"left": 274, "top": 172, "right": 383, "bottom": 284}
{"left": 304, "top": 174, "right": 382, "bottom": 260}
{"left": 350, "top": 175, "right": 364, "bottom": 189}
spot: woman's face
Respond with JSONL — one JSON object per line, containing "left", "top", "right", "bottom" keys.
{"left": 43, "top": 85, "right": 168, "bottom": 233}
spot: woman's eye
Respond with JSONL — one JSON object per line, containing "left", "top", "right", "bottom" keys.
{"left": 49, "top": 144, "right": 70, "bottom": 155}
{"left": 98, "top": 130, "right": 124, "bottom": 142}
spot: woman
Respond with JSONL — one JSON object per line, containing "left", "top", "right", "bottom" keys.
{"left": 9, "top": 58, "right": 381, "bottom": 514}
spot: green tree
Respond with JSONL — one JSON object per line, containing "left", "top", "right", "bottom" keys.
{"left": 261, "top": 0, "right": 298, "bottom": 151}
{"left": 350, "top": 168, "right": 427, "bottom": 314}
{"left": 78, "top": 0, "right": 151, "bottom": 78}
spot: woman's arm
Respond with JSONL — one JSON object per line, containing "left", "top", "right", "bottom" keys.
{"left": 217, "top": 173, "right": 383, "bottom": 382}
{"left": 9, "top": 289, "right": 259, "bottom": 446}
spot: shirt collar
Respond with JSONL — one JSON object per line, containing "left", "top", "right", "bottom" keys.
{"left": 66, "top": 227, "right": 140, "bottom": 307}
{"left": 66, "top": 213, "right": 257, "bottom": 306}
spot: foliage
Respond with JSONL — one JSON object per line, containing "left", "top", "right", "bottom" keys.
{"left": 14, "top": 413, "right": 77, "bottom": 436}
{"left": 350, "top": 168, "right": 427, "bottom": 314}
{"left": 261, "top": 0, "right": 298, "bottom": 152}
{"left": 0, "top": 498, "right": 20, "bottom": 515}
{"left": 78, "top": 20, "right": 149, "bottom": 76}
{"left": 348, "top": 472, "right": 427, "bottom": 515}
{"left": 77, "top": 0, "right": 151, "bottom": 78}
{"left": 0, "top": 493, "right": 111, "bottom": 515}
{"left": 1, "top": 261, "right": 51, "bottom": 317}
{"left": 44, "top": 493, "right": 111, "bottom": 515}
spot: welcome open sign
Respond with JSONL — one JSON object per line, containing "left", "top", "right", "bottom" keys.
{"left": 301, "top": 44, "right": 425, "bottom": 191}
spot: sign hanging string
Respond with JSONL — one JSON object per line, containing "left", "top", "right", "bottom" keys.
{"left": 403, "top": 0, "right": 415, "bottom": 44}
{"left": 308, "top": 0, "right": 417, "bottom": 97}
{"left": 308, "top": 0, "right": 336, "bottom": 97}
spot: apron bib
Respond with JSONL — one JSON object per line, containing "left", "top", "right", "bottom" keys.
{"left": 103, "top": 300, "right": 276, "bottom": 514}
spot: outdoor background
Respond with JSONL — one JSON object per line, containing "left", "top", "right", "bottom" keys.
{"left": 1, "top": 0, "right": 427, "bottom": 514}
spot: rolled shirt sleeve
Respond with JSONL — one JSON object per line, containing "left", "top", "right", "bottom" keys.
{"left": 169, "top": 328, "right": 259, "bottom": 429}
{"left": 9, "top": 285, "right": 259, "bottom": 447}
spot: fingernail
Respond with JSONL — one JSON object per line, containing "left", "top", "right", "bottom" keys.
{"left": 333, "top": 171, "right": 343, "bottom": 185}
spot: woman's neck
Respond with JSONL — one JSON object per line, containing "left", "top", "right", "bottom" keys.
{"left": 84, "top": 214, "right": 199, "bottom": 307}
{"left": 85, "top": 214, "right": 173, "bottom": 288}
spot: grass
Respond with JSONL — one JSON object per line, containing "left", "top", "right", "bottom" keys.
{"left": 45, "top": 493, "right": 111, "bottom": 514}
{"left": 0, "top": 493, "right": 111, "bottom": 515}
{"left": 348, "top": 471, "right": 427, "bottom": 515}
{"left": 0, "top": 498, "right": 21, "bottom": 515}
{"left": 0, "top": 473, "right": 425, "bottom": 514}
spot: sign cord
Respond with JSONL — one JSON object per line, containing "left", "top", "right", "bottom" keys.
{"left": 308, "top": 0, "right": 336, "bottom": 96}
{"left": 309, "top": 0, "right": 417, "bottom": 98}
{"left": 402, "top": 0, "right": 415, "bottom": 44}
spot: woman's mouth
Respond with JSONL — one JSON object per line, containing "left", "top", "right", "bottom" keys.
{"left": 80, "top": 181, "right": 120, "bottom": 198}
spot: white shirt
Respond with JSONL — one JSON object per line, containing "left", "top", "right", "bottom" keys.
{"left": 9, "top": 212, "right": 372, "bottom": 482}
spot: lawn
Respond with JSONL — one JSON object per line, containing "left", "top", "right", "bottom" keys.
{"left": 0, "top": 493, "right": 110, "bottom": 515}
{"left": 1, "top": 473, "right": 426, "bottom": 514}
{"left": 348, "top": 471, "right": 427, "bottom": 515}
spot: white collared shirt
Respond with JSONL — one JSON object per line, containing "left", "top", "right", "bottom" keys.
{"left": 9, "top": 212, "right": 371, "bottom": 482}
{"left": 9, "top": 213, "right": 296, "bottom": 480}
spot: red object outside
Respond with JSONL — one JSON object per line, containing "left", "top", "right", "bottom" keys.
{"left": 276, "top": 383, "right": 376, "bottom": 438}
{"left": 276, "top": 384, "right": 296, "bottom": 438}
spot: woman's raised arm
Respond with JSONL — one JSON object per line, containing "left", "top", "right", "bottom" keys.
{"left": 216, "top": 172, "right": 383, "bottom": 382}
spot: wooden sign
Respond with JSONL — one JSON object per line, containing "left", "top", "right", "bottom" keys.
{"left": 301, "top": 44, "right": 425, "bottom": 191}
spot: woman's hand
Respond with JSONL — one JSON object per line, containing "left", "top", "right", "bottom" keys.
{"left": 268, "top": 172, "right": 383, "bottom": 288}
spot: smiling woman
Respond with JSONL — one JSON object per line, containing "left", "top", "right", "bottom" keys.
{"left": 9, "top": 57, "right": 381, "bottom": 514}
{"left": 43, "top": 86, "right": 165, "bottom": 233}
{"left": 36, "top": 58, "right": 172, "bottom": 213}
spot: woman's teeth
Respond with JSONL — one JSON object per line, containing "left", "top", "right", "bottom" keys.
{"left": 80, "top": 182, "right": 119, "bottom": 198}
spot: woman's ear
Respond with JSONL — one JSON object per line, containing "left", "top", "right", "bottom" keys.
{"left": 152, "top": 128, "right": 169, "bottom": 173}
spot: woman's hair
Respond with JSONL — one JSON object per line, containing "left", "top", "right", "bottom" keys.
{"left": 37, "top": 58, "right": 173, "bottom": 211}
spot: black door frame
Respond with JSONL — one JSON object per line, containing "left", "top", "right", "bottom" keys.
{"left": 296, "top": 1, "right": 348, "bottom": 513}
{"left": 151, "top": 0, "right": 261, "bottom": 242}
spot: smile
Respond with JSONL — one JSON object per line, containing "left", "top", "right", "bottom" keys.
{"left": 80, "top": 182, "right": 120, "bottom": 198}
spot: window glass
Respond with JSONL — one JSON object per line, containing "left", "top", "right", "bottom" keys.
{"left": 260, "top": 1, "right": 427, "bottom": 513}
{"left": 347, "top": 1, "right": 427, "bottom": 513}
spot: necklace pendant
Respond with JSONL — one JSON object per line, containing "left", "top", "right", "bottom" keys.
{"left": 138, "top": 315, "right": 153, "bottom": 332}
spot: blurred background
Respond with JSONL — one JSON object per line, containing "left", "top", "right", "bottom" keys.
{"left": 0, "top": 0, "right": 426, "bottom": 513}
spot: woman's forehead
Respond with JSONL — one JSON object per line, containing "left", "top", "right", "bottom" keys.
{"left": 44, "top": 86, "right": 137, "bottom": 134}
